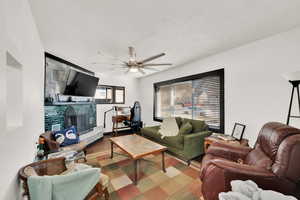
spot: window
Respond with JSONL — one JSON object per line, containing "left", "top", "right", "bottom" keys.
{"left": 95, "top": 85, "right": 113, "bottom": 104}
{"left": 154, "top": 69, "right": 224, "bottom": 133}
{"left": 95, "top": 85, "right": 125, "bottom": 104}
{"left": 114, "top": 87, "right": 125, "bottom": 104}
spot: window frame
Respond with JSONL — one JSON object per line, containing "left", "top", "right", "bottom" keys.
{"left": 95, "top": 85, "right": 125, "bottom": 104}
{"left": 94, "top": 85, "right": 114, "bottom": 104}
{"left": 153, "top": 68, "right": 224, "bottom": 133}
{"left": 113, "top": 86, "right": 125, "bottom": 104}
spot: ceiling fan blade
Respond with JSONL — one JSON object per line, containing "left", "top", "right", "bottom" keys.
{"left": 138, "top": 68, "right": 146, "bottom": 75}
{"left": 139, "top": 53, "right": 165, "bottom": 64}
{"left": 142, "top": 63, "right": 172, "bottom": 67}
{"left": 143, "top": 67, "right": 160, "bottom": 72}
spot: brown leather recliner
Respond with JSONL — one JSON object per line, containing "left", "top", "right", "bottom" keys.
{"left": 200, "top": 122, "right": 300, "bottom": 200}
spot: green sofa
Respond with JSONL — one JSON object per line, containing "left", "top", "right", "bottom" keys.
{"left": 141, "top": 117, "right": 212, "bottom": 162}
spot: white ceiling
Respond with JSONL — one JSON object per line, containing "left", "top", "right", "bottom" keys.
{"left": 29, "top": 0, "right": 300, "bottom": 77}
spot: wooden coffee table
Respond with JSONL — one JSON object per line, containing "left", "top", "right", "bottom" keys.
{"left": 109, "top": 134, "right": 167, "bottom": 184}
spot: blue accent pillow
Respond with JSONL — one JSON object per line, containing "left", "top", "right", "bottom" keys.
{"left": 53, "top": 126, "right": 79, "bottom": 147}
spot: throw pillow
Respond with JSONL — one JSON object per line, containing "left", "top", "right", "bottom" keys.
{"left": 178, "top": 122, "right": 193, "bottom": 135}
{"left": 182, "top": 118, "right": 208, "bottom": 132}
{"left": 159, "top": 117, "right": 179, "bottom": 139}
{"left": 175, "top": 117, "right": 182, "bottom": 128}
{"left": 53, "top": 126, "right": 79, "bottom": 147}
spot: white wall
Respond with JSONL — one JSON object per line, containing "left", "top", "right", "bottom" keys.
{"left": 0, "top": 0, "right": 44, "bottom": 199}
{"left": 95, "top": 73, "right": 139, "bottom": 133}
{"left": 138, "top": 27, "right": 300, "bottom": 146}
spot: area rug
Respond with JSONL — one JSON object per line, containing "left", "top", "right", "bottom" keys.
{"left": 86, "top": 151, "right": 203, "bottom": 200}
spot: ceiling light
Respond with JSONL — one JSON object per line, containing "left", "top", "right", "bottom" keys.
{"left": 129, "top": 67, "right": 138, "bottom": 73}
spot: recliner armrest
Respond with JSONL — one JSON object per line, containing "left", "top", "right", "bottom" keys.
{"left": 201, "top": 159, "right": 278, "bottom": 200}
{"left": 211, "top": 159, "right": 275, "bottom": 177}
{"left": 207, "top": 141, "right": 252, "bottom": 161}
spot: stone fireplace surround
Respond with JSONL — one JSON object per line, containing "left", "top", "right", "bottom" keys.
{"left": 64, "top": 104, "right": 95, "bottom": 135}
{"left": 45, "top": 102, "right": 103, "bottom": 145}
{"left": 45, "top": 103, "right": 97, "bottom": 136}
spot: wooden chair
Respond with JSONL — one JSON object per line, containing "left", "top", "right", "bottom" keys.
{"left": 19, "top": 157, "right": 109, "bottom": 200}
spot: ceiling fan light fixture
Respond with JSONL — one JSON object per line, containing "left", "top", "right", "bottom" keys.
{"left": 129, "top": 67, "right": 138, "bottom": 73}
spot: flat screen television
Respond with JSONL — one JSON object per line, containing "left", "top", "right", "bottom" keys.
{"left": 64, "top": 70, "right": 99, "bottom": 97}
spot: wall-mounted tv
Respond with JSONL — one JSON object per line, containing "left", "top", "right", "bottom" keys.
{"left": 64, "top": 70, "right": 99, "bottom": 97}
{"left": 45, "top": 53, "right": 99, "bottom": 101}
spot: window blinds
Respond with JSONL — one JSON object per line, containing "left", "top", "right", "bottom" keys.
{"left": 154, "top": 69, "right": 224, "bottom": 132}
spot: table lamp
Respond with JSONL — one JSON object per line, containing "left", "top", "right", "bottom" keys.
{"left": 282, "top": 71, "right": 300, "bottom": 125}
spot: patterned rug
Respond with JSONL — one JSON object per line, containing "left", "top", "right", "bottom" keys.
{"left": 86, "top": 150, "right": 203, "bottom": 200}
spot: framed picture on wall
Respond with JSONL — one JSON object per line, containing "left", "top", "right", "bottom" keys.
{"left": 231, "top": 123, "right": 246, "bottom": 141}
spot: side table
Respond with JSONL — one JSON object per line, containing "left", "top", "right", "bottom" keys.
{"left": 204, "top": 136, "right": 249, "bottom": 153}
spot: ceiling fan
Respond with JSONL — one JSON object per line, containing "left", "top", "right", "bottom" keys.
{"left": 91, "top": 47, "right": 172, "bottom": 75}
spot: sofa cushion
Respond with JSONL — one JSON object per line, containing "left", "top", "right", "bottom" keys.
{"left": 182, "top": 118, "right": 208, "bottom": 132}
{"left": 141, "top": 126, "right": 160, "bottom": 136}
{"left": 163, "top": 135, "right": 184, "bottom": 150}
{"left": 141, "top": 126, "right": 163, "bottom": 141}
{"left": 142, "top": 126, "right": 183, "bottom": 150}
{"left": 53, "top": 126, "right": 79, "bottom": 147}
{"left": 178, "top": 122, "right": 193, "bottom": 135}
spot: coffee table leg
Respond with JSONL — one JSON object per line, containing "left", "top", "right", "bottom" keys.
{"left": 110, "top": 142, "right": 113, "bottom": 159}
{"left": 162, "top": 151, "right": 166, "bottom": 173}
{"left": 134, "top": 159, "right": 138, "bottom": 185}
